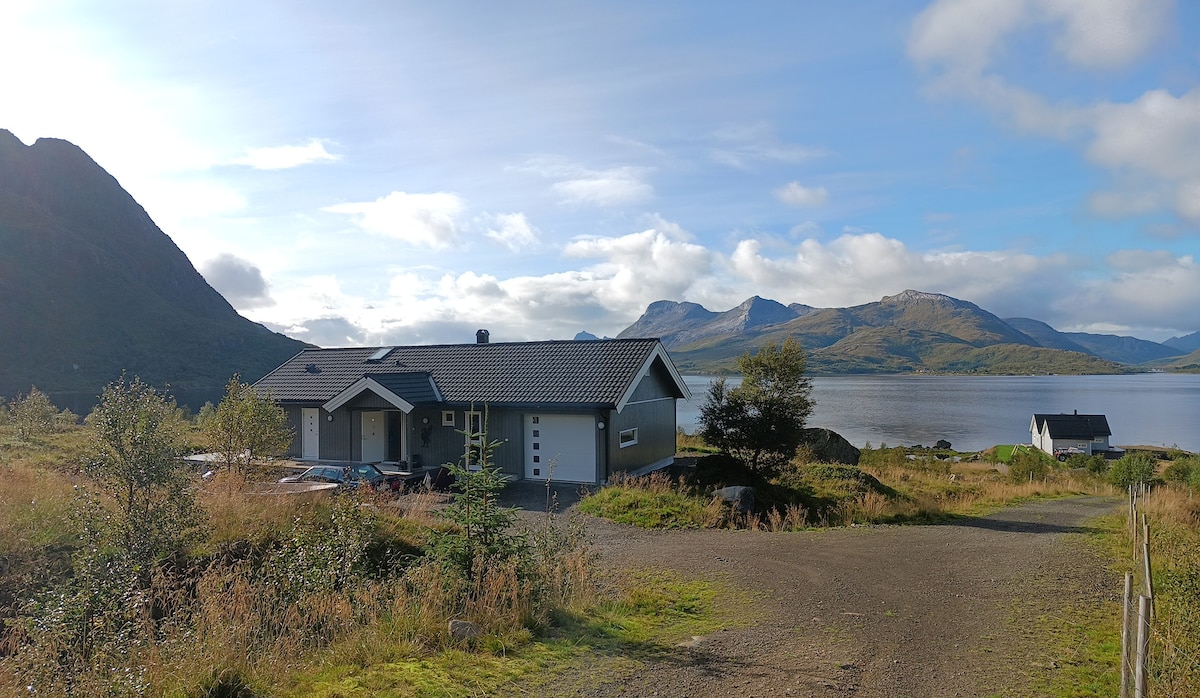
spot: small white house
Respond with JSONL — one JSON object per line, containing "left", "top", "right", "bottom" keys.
{"left": 1030, "top": 411, "right": 1112, "bottom": 457}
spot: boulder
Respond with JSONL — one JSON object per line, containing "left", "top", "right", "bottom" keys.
{"left": 801, "top": 428, "right": 861, "bottom": 465}
{"left": 448, "top": 619, "right": 482, "bottom": 641}
{"left": 711, "top": 485, "right": 755, "bottom": 514}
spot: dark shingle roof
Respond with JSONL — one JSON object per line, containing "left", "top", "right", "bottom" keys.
{"left": 1033, "top": 413, "right": 1112, "bottom": 439}
{"left": 255, "top": 338, "right": 679, "bottom": 408}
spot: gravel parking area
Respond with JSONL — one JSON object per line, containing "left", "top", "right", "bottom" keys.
{"left": 497, "top": 484, "right": 1120, "bottom": 697}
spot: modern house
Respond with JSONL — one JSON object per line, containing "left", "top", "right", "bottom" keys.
{"left": 1030, "top": 411, "right": 1114, "bottom": 457}
{"left": 253, "top": 333, "right": 691, "bottom": 484}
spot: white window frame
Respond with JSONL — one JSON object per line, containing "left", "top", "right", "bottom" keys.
{"left": 619, "top": 427, "right": 638, "bottom": 448}
{"left": 442, "top": 410, "right": 455, "bottom": 427}
{"left": 466, "top": 411, "right": 484, "bottom": 445}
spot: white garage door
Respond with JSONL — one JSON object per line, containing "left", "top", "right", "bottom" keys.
{"left": 524, "top": 414, "right": 597, "bottom": 483}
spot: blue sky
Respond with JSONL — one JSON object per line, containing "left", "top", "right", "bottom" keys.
{"left": 3, "top": 0, "right": 1198, "bottom": 345}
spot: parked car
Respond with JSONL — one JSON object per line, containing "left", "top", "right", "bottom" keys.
{"left": 279, "top": 463, "right": 402, "bottom": 492}
{"left": 1053, "top": 447, "right": 1086, "bottom": 462}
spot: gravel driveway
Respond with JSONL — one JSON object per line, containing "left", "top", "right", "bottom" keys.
{"left": 502, "top": 485, "right": 1121, "bottom": 697}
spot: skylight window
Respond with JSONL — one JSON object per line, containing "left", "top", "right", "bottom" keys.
{"left": 366, "top": 347, "right": 392, "bottom": 362}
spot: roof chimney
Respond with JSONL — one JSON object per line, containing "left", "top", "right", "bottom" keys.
{"left": 476, "top": 329, "right": 490, "bottom": 344}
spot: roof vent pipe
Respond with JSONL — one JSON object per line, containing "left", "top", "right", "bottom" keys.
{"left": 476, "top": 329, "right": 490, "bottom": 344}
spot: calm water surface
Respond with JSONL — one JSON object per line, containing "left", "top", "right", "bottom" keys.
{"left": 679, "top": 374, "right": 1200, "bottom": 453}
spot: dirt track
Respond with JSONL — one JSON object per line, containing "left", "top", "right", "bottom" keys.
{"left": 508, "top": 490, "right": 1121, "bottom": 697}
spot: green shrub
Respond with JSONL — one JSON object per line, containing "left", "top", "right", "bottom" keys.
{"left": 1009, "top": 449, "right": 1051, "bottom": 483}
{"left": 1107, "top": 452, "right": 1157, "bottom": 488}
{"left": 8, "top": 387, "right": 59, "bottom": 441}
{"left": 1164, "top": 457, "right": 1198, "bottom": 485}
{"left": 1064, "top": 453, "right": 1108, "bottom": 474}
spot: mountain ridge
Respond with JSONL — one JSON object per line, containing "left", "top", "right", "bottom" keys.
{"left": 618, "top": 291, "right": 1188, "bottom": 375}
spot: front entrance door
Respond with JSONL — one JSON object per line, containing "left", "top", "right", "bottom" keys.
{"left": 361, "top": 411, "right": 386, "bottom": 462}
{"left": 301, "top": 408, "right": 320, "bottom": 460}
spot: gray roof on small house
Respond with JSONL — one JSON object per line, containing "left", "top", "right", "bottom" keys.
{"left": 254, "top": 338, "right": 687, "bottom": 409}
{"left": 1032, "top": 413, "right": 1112, "bottom": 439}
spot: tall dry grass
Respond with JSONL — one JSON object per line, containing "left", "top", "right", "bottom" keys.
{"left": 1137, "top": 486, "right": 1200, "bottom": 697}
{"left": 0, "top": 458, "right": 597, "bottom": 697}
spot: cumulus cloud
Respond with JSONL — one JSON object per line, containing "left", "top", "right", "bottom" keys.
{"left": 200, "top": 253, "right": 274, "bottom": 309}
{"left": 233, "top": 139, "right": 340, "bottom": 170}
{"left": 1059, "top": 251, "right": 1200, "bottom": 333}
{"left": 725, "top": 231, "right": 1070, "bottom": 315}
{"left": 908, "top": 0, "right": 1199, "bottom": 224}
{"left": 776, "top": 182, "right": 830, "bottom": 207}
{"left": 324, "top": 191, "right": 466, "bottom": 247}
{"left": 256, "top": 224, "right": 1200, "bottom": 346}
{"left": 482, "top": 212, "right": 540, "bottom": 250}
{"left": 283, "top": 316, "right": 369, "bottom": 346}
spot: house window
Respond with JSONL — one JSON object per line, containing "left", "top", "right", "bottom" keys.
{"left": 619, "top": 427, "right": 638, "bottom": 448}
{"left": 466, "top": 411, "right": 484, "bottom": 444}
{"left": 442, "top": 410, "right": 455, "bottom": 427}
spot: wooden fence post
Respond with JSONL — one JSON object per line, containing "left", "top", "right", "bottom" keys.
{"left": 1135, "top": 595, "right": 1151, "bottom": 698}
{"left": 1143, "top": 537, "right": 1155, "bottom": 620}
{"left": 1121, "top": 572, "right": 1133, "bottom": 698}
{"left": 1118, "top": 575, "right": 1128, "bottom": 698}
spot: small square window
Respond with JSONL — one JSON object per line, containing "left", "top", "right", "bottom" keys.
{"left": 441, "top": 411, "right": 455, "bottom": 427}
{"left": 533, "top": 443, "right": 540, "bottom": 450}
{"left": 533, "top": 455, "right": 540, "bottom": 463}
{"left": 619, "top": 427, "right": 638, "bottom": 448}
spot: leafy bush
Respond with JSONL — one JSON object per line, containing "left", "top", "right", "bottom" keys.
{"left": 7, "top": 387, "right": 59, "bottom": 441}
{"left": 1064, "top": 453, "right": 1108, "bottom": 473}
{"left": 1164, "top": 456, "right": 1199, "bottom": 485}
{"left": 1008, "top": 449, "right": 1051, "bottom": 483}
{"left": 1107, "top": 452, "right": 1158, "bottom": 488}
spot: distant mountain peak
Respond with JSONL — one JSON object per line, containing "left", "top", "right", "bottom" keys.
{"left": 882, "top": 290, "right": 956, "bottom": 304}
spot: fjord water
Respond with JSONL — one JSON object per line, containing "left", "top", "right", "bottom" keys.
{"left": 679, "top": 374, "right": 1200, "bottom": 453}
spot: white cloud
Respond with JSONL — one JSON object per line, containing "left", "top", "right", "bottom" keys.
{"left": 249, "top": 224, "right": 1200, "bottom": 347}
{"left": 1061, "top": 251, "right": 1200, "bottom": 332}
{"left": 551, "top": 166, "right": 653, "bottom": 207}
{"left": 482, "top": 212, "right": 540, "bottom": 250}
{"left": 908, "top": 0, "right": 1195, "bottom": 224}
{"left": 233, "top": 139, "right": 340, "bottom": 170}
{"left": 726, "top": 231, "right": 1069, "bottom": 313}
{"left": 1041, "top": 0, "right": 1172, "bottom": 69}
{"left": 323, "top": 191, "right": 466, "bottom": 248}
{"left": 776, "top": 182, "right": 830, "bottom": 207}
{"left": 200, "top": 253, "right": 274, "bottom": 309}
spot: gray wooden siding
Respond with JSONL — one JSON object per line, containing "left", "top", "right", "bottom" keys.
{"left": 628, "top": 360, "right": 678, "bottom": 402}
{"left": 606, "top": 396, "right": 676, "bottom": 476}
{"left": 400, "top": 406, "right": 524, "bottom": 477}
{"left": 283, "top": 405, "right": 303, "bottom": 456}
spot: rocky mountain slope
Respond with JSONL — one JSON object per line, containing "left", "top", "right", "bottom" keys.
{"left": 0, "top": 129, "right": 307, "bottom": 403}
{"left": 620, "top": 290, "right": 1185, "bottom": 375}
